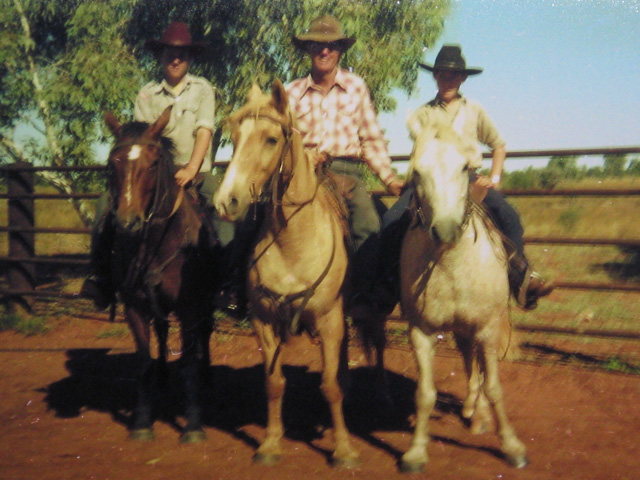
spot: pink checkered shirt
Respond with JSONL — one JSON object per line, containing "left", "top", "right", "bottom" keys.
{"left": 285, "top": 69, "right": 396, "bottom": 185}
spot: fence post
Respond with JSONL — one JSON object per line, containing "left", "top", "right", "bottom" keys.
{"left": 6, "top": 162, "right": 36, "bottom": 313}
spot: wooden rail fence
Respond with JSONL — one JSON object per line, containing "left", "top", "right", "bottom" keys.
{"left": 2, "top": 146, "right": 640, "bottom": 338}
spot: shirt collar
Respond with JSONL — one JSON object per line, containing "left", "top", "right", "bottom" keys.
{"left": 297, "top": 68, "right": 348, "bottom": 98}
{"left": 431, "top": 92, "right": 466, "bottom": 108}
{"left": 158, "top": 74, "right": 194, "bottom": 96}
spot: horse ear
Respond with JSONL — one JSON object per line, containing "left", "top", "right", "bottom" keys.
{"left": 247, "top": 83, "right": 263, "bottom": 102}
{"left": 148, "top": 106, "right": 172, "bottom": 138}
{"left": 271, "top": 78, "right": 288, "bottom": 114}
{"left": 104, "top": 112, "right": 122, "bottom": 137}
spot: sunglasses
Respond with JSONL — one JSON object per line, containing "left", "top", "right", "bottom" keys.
{"left": 305, "top": 41, "right": 344, "bottom": 54}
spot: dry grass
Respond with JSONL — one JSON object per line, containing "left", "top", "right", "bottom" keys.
{"left": 1, "top": 180, "right": 639, "bottom": 333}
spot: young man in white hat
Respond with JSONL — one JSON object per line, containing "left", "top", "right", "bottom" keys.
{"left": 286, "top": 14, "right": 404, "bottom": 306}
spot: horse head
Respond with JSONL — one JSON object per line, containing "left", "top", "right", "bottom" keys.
{"left": 214, "top": 79, "right": 294, "bottom": 222}
{"left": 408, "top": 123, "right": 472, "bottom": 246}
{"left": 105, "top": 107, "right": 174, "bottom": 235}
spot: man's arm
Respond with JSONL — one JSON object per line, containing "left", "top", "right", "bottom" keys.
{"left": 174, "top": 127, "right": 212, "bottom": 187}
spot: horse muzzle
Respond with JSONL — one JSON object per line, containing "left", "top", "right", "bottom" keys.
{"left": 114, "top": 213, "right": 145, "bottom": 236}
{"left": 429, "top": 218, "right": 462, "bottom": 246}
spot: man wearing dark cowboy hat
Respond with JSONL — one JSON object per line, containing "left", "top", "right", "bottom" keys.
{"left": 368, "top": 45, "right": 554, "bottom": 312}
{"left": 285, "top": 14, "right": 404, "bottom": 308}
{"left": 81, "top": 21, "right": 227, "bottom": 311}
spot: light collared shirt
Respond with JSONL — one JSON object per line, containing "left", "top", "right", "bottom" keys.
{"left": 409, "top": 95, "right": 505, "bottom": 169}
{"left": 285, "top": 69, "right": 396, "bottom": 185}
{"left": 134, "top": 74, "right": 215, "bottom": 171}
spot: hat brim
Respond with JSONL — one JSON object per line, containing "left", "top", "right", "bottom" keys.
{"left": 418, "top": 62, "right": 483, "bottom": 75}
{"left": 145, "top": 39, "right": 206, "bottom": 55}
{"left": 292, "top": 36, "right": 356, "bottom": 51}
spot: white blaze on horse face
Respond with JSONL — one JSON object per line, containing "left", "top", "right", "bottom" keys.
{"left": 416, "top": 139, "right": 468, "bottom": 236}
{"left": 124, "top": 145, "right": 142, "bottom": 206}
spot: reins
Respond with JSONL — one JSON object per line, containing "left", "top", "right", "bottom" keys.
{"left": 235, "top": 108, "right": 337, "bottom": 336}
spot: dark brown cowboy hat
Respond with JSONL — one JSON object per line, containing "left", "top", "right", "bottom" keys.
{"left": 292, "top": 15, "right": 356, "bottom": 51}
{"left": 145, "top": 22, "right": 205, "bottom": 55}
{"left": 419, "top": 45, "right": 483, "bottom": 76}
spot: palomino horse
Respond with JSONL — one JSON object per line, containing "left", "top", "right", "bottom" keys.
{"left": 214, "top": 80, "right": 359, "bottom": 467}
{"left": 398, "top": 122, "right": 528, "bottom": 472}
{"left": 104, "top": 108, "right": 220, "bottom": 443}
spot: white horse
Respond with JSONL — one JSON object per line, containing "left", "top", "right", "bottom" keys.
{"left": 398, "top": 122, "right": 528, "bottom": 473}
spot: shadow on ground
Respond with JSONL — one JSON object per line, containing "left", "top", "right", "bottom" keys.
{"left": 42, "top": 347, "right": 487, "bottom": 461}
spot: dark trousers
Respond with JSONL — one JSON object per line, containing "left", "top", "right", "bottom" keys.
{"left": 327, "top": 159, "right": 382, "bottom": 295}
{"left": 370, "top": 183, "right": 526, "bottom": 308}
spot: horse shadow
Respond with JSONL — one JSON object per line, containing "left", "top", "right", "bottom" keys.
{"left": 42, "top": 348, "right": 502, "bottom": 463}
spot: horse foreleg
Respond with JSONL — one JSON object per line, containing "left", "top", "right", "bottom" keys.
{"left": 126, "top": 307, "right": 155, "bottom": 441}
{"left": 253, "top": 319, "right": 285, "bottom": 465}
{"left": 455, "top": 333, "right": 491, "bottom": 434}
{"left": 400, "top": 326, "right": 437, "bottom": 473}
{"left": 478, "top": 341, "right": 528, "bottom": 468}
{"left": 154, "top": 318, "right": 169, "bottom": 388}
{"left": 318, "top": 310, "right": 360, "bottom": 468}
{"left": 179, "top": 321, "right": 207, "bottom": 444}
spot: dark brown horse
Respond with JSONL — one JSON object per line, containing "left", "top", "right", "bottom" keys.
{"left": 104, "top": 107, "right": 220, "bottom": 443}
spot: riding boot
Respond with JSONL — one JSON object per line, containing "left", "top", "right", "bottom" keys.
{"left": 80, "top": 206, "right": 116, "bottom": 311}
{"left": 508, "top": 252, "right": 555, "bottom": 310}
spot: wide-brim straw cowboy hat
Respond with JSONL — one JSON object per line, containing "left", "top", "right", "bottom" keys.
{"left": 419, "top": 45, "right": 483, "bottom": 75}
{"left": 292, "top": 15, "right": 356, "bottom": 51}
{"left": 145, "top": 22, "right": 205, "bottom": 55}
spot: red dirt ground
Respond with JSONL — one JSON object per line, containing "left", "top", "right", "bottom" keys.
{"left": 0, "top": 314, "right": 638, "bottom": 480}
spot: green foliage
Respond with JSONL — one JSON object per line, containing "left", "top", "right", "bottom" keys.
{"left": 627, "top": 157, "right": 640, "bottom": 176}
{"left": 603, "top": 154, "right": 626, "bottom": 177}
{"left": 557, "top": 206, "right": 582, "bottom": 233}
{"left": 121, "top": 0, "right": 451, "bottom": 140}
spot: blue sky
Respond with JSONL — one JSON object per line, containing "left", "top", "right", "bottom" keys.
{"left": 379, "top": 0, "right": 640, "bottom": 169}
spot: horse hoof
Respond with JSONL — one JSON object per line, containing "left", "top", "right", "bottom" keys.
{"left": 129, "top": 428, "right": 154, "bottom": 442}
{"left": 398, "top": 460, "right": 426, "bottom": 474}
{"left": 331, "top": 455, "right": 360, "bottom": 470}
{"left": 506, "top": 453, "right": 529, "bottom": 469}
{"left": 252, "top": 452, "right": 281, "bottom": 466}
{"left": 180, "top": 429, "right": 207, "bottom": 444}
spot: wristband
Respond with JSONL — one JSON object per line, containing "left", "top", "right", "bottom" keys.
{"left": 491, "top": 175, "right": 501, "bottom": 185}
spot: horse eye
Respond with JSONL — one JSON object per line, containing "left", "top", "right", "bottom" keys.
{"left": 266, "top": 137, "right": 278, "bottom": 146}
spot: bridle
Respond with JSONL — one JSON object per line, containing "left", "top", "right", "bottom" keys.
{"left": 234, "top": 107, "right": 337, "bottom": 336}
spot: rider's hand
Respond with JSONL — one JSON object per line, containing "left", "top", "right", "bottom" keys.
{"left": 175, "top": 166, "right": 198, "bottom": 188}
{"left": 310, "top": 151, "right": 328, "bottom": 166}
{"left": 475, "top": 174, "right": 500, "bottom": 190}
{"left": 386, "top": 178, "right": 405, "bottom": 196}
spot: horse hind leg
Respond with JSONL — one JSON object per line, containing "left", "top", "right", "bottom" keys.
{"left": 399, "top": 327, "right": 437, "bottom": 473}
{"left": 478, "top": 340, "right": 529, "bottom": 468}
{"left": 455, "top": 333, "right": 492, "bottom": 434}
{"left": 252, "top": 319, "right": 286, "bottom": 466}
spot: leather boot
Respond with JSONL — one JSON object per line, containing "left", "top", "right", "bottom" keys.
{"left": 80, "top": 209, "right": 116, "bottom": 311}
{"left": 508, "top": 253, "right": 555, "bottom": 310}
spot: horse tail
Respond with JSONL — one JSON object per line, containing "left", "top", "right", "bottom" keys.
{"left": 351, "top": 311, "right": 387, "bottom": 366}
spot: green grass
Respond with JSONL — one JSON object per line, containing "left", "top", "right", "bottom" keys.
{"left": 96, "top": 325, "right": 130, "bottom": 339}
{"left": 0, "top": 313, "right": 50, "bottom": 336}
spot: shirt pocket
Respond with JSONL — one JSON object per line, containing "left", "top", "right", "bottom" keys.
{"left": 337, "top": 96, "right": 359, "bottom": 118}
{"left": 294, "top": 102, "right": 314, "bottom": 134}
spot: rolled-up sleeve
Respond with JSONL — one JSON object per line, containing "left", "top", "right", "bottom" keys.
{"left": 194, "top": 81, "right": 215, "bottom": 134}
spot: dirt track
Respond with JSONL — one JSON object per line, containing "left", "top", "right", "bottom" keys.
{"left": 0, "top": 315, "right": 639, "bottom": 480}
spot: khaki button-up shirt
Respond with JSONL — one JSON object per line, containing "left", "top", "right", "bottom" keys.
{"left": 134, "top": 74, "right": 215, "bottom": 172}
{"left": 409, "top": 96, "right": 505, "bottom": 169}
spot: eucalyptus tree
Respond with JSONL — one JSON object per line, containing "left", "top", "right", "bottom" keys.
{"left": 1, "top": 0, "right": 450, "bottom": 225}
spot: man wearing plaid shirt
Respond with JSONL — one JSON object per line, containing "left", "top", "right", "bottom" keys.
{"left": 287, "top": 15, "right": 403, "bottom": 304}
